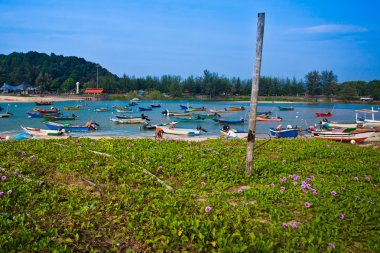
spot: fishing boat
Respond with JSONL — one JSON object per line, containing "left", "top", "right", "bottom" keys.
{"left": 312, "top": 128, "right": 374, "bottom": 143}
{"left": 220, "top": 128, "right": 248, "bottom": 139}
{"left": 278, "top": 106, "right": 294, "bottom": 111}
{"left": 34, "top": 108, "right": 59, "bottom": 114}
{"left": 20, "top": 125, "right": 68, "bottom": 137}
{"left": 228, "top": 106, "right": 245, "bottom": 111}
{"left": 191, "top": 113, "right": 220, "bottom": 119}
{"left": 42, "top": 114, "right": 77, "bottom": 121}
{"left": 129, "top": 101, "right": 138, "bottom": 106}
{"left": 269, "top": 127, "right": 299, "bottom": 138}
{"left": 116, "top": 108, "right": 133, "bottom": 113}
{"left": 94, "top": 107, "right": 109, "bottom": 112}
{"left": 0, "top": 112, "right": 12, "bottom": 118}
{"left": 0, "top": 106, "right": 2, "bottom": 111}
{"left": 44, "top": 121, "right": 98, "bottom": 131}
{"left": 321, "top": 122, "right": 358, "bottom": 129}
{"left": 186, "top": 106, "right": 206, "bottom": 112}
{"left": 63, "top": 106, "right": 80, "bottom": 111}
{"left": 150, "top": 104, "right": 161, "bottom": 108}
{"left": 355, "top": 108, "right": 380, "bottom": 127}
{"left": 110, "top": 117, "right": 147, "bottom": 124}
{"left": 35, "top": 101, "right": 52, "bottom": 106}
{"left": 213, "top": 118, "right": 245, "bottom": 124}
{"left": 179, "top": 104, "right": 189, "bottom": 110}
{"left": 170, "top": 116, "right": 206, "bottom": 122}
{"left": 139, "top": 106, "right": 153, "bottom": 111}
{"left": 159, "top": 126, "right": 201, "bottom": 136}
{"left": 27, "top": 112, "right": 60, "bottom": 118}
{"left": 209, "top": 108, "right": 229, "bottom": 114}
{"left": 141, "top": 121, "right": 178, "bottom": 130}
{"left": 256, "top": 116, "right": 282, "bottom": 122}
{"left": 115, "top": 114, "right": 149, "bottom": 120}
{"left": 315, "top": 112, "right": 332, "bottom": 117}
{"left": 162, "top": 110, "right": 190, "bottom": 117}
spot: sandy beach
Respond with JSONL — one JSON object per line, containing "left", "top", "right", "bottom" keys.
{"left": 0, "top": 94, "right": 86, "bottom": 103}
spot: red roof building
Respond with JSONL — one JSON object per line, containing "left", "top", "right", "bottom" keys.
{"left": 84, "top": 88, "right": 104, "bottom": 94}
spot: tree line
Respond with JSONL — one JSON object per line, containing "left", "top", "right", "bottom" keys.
{"left": 0, "top": 51, "right": 379, "bottom": 100}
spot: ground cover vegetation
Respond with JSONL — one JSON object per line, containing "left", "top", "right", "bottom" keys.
{"left": 0, "top": 138, "right": 379, "bottom": 252}
{"left": 1, "top": 51, "right": 380, "bottom": 100}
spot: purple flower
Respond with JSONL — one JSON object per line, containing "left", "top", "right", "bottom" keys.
{"left": 131, "top": 156, "right": 135, "bottom": 161}
{"left": 311, "top": 175, "right": 315, "bottom": 179}
{"left": 283, "top": 177, "right": 287, "bottom": 182}
{"left": 365, "top": 175, "right": 370, "bottom": 182}
{"left": 304, "top": 202, "right": 311, "bottom": 208}
{"left": 338, "top": 213, "right": 344, "bottom": 220}
{"left": 270, "top": 183, "right": 275, "bottom": 188}
{"left": 1, "top": 175, "right": 6, "bottom": 182}
{"left": 331, "top": 191, "right": 337, "bottom": 196}
{"left": 291, "top": 222, "right": 298, "bottom": 229}
{"left": 143, "top": 170, "right": 148, "bottom": 175}
{"left": 200, "top": 181, "right": 206, "bottom": 186}
{"left": 238, "top": 189, "right": 243, "bottom": 194}
{"left": 30, "top": 155, "right": 35, "bottom": 160}
{"left": 0, "top": 192, "right": 4, "bottom": 197}
{"left": 205, "top": 206, "right": 212, "bottom": 213}
{"left": 312, "top": 190, "right": 317, "bottom": 195}
{"left": 7, "top": 190, "right": 12, "bottom": 196}
{"left": 213, "top": 151, "right": 219, "bottom": 155}
{"left": 282, "top": 223, "right": 288, "bottom": 228}
{"left": 320, "top": 178, "right": 325, "bottom": 181}
{"left": 178, "top": 154, "right": 183, "bottom": 159}
{"left": 306, "top": 177, "right": 311, "bottom": 182}
{"left": 93, "top": 161, "right": 98, "bottom": 166}
{"left": 279, "top": 178, "right": 284, "bottom": 183}
{"left": 354, "top": 177, "right": 359, "bottom": 181}
{"left": 280, "top": 186, "right": 285, "bottom": 193}
{"left": 158, "top": 166, "right": 162, "bottom": 170}
{"left": 220, "top": 181, "right": 223, "bottom": 185}
{"left": 328, "top": 243, "right": 335, "bottom": 249}
{"left": 293, "top": 181, "right": 298, "bottom": 186}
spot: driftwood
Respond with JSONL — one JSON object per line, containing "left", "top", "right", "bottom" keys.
{"left": 143, "top": 169, "right": 173, "bottom": 191}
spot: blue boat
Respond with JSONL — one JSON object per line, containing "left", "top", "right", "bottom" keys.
{"left": 179, "top": 104, "right": 188, "bottom": 110}
{"left": 269, "top": 127, "right": 298, "bottom": 138}
{"left": 139, "top": 107, "right": 152, "bottom": 111}
{"left": 150, "top": 104, "right": 161, "bottom": 108}
{"left": 44, "top": 121, "right": 98, "bottom": 132}
{"left": 27, "top": 112, "right": 60, "bottom": 118}
{"left": 213, "top": 118, "right": 245, "bottom": 124}
{"left": 129, "top": 102, "right": 138, "bottom": 106}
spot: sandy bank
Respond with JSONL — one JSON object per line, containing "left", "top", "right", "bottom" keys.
{"left": 0, "top": 95, "right": 86, "bottom": 103}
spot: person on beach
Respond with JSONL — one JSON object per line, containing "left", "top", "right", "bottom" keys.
{"left": 155, "top": 127, "right": 164, "bottom": 140}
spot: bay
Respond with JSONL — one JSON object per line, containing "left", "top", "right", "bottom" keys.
{"left": 0, "top": 100, "right": 379, "bottom": 138}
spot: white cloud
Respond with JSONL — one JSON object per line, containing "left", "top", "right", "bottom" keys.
{"left": 287, "top": 24, "right": 367, "bottom": 35}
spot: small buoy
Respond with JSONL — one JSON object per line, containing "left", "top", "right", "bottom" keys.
{"left": 296, "top": 115, "right": 299, "bottom": 118}
{"left": 350, "top": 140, "right": 356, "bottom": 144}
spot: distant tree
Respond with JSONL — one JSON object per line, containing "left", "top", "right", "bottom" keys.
{"left": 305, "top": 71, "right": 321, "bottom": 97}
{"left": 339, "top": 83, "right": 358, "bottom": 100}
{"left": 62, "top": 77, "right": 76, "bottom": 92}
{"left": 367, "top": 80, "right": 380, "bottom": 100}
{"left": 35, "top": 72, "right": 52, "bottom": 92}
{"left": 321, "top": 70, "right": 338, "bottom": 97}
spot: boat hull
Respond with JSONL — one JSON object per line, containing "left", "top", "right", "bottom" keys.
{"left": 269, "top": 128, "right": 298, "bottom": 138}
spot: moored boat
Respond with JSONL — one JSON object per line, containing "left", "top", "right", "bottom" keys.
{"left": 35, "top": 101, "right": 52, "bottom": 106}
{"left": 150, "top": 104, "right": 161, "bottom": 108}
{"left": 256, "top": 116, "right": 282, "bottom": 122}
{"left": 20, "top": 125, "right": 68, "bottom": 137}
{"left": 0, "top": 112, "right": 12, "bottom": 118}
{"left": 209, "top": 108, "right": 228, "bottom": 114}
{"left": 162, "top": 110, "right": 190, "bottom": 117}
{"left": 312, "top": 128, "right": 374, "bottom": 143}
{"left": 191, "top": 113, "right": 220, "bottom": 119}
{"left": 94, "top": 107, "right": 109, "bottom": 112}
{"left": 34, "top": 108, "right": 59, "bottom": 114}
{"left": 42, "top": 114, "right": 77, "bottom": 121}
{"left": 139, "top": 106, "right": 153, "bottom": 111}
{"left": 110, "top": 117, "right": 147, "bottom": 124}
{"left": 213, "top": 118, "right": 245, "bottom": 124}
{"left": 278, "top": 106, "right": 294, "bottom": 111}
{"left": 63, "top": 106, "right": 81, "bottom": 111}
{"left": 269, "top": 127, "right": 299, "bottom": 138}
{"left": 316, "top": 112, "right": 332, "bottom": 117}
{"left": 159, "top": 126, "right": 201, "bottom": 136}
{"left": 228, "top": 106, "right": 245, "bottom": 111}
{"left": 44, "top": 121, "right": 98, "bottom": 131}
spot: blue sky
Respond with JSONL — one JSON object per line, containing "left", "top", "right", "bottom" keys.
{"left": 0, "top": 0, "right": 379, "bottom": 82}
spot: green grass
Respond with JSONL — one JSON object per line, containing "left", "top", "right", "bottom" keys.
{"left": 0, "top": 138, "right": 379, "bottom": 252}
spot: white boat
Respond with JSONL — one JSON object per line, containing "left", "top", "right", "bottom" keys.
{"left": 323, "top": 122, "right": 358, "bottom": 128}
{"left": 312, "top": 129, "right": 374, "bottom": 143}
{"left": 159, "top": 126, "right": 201, "bottom": 136}
{"left": 20, "top": 125, "right": 68, "bottom": 137}
{"left": 110, "top": 117, "right": 146, "bottom": 124}
{"left": 355, "top": 108, "right": 380, "bottom": 127}
{"left": 220, "top": 129, "right": 248, "bottom": 139}
{"left": 0, "top": 113, "right": 11, "bottom": 118}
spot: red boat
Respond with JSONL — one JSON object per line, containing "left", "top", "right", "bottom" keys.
{"left": 315, "top": 112, "right": 332, "bottom": 117}
{"left": 35, "top": 108, "right": 59, "bottom": 114}
{"left": 35, "top": 101, "right": 53, "bottom": 106}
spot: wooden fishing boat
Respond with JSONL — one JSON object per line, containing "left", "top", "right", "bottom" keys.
{"left": 63, "top": 106, "right": 80, "bottom": 111}
{"left": 35, "top": 101, "right": 52, "bottom": 106}
{"left": 27, "top": 112, "right": 60, "bottom": 118}
{"left": 278, "top": 106, "right": 294, "bottom": 111}
{"left": 150, "top": 104, "right": 161, "bottom": 108}
{"left": 256, "top": 116, "right": 282, "bottom": 122}
{"left": 20, "top": 125, "right": 68, "bottom": 137}
{"left": 186, "top": 106, "right": 206, "bottom": 112}
{"left": 116, "top": 108, "right": 133, "bottom": 113}
{"left": 312, "top": 128, "right": 374, "bottom": 143}
{"left": 0, "top": 113, "right": 12, "bottom": 118}
{"left": 42, "top": 114, "right": 77, "bottom": 121}
{"left": 213, "top": 118, "right": 245, "bottom": 124}
{"left": 355, "top": 108, "right": 380, "bottom": 127}
{"left": 110, "top": 117, "right": 147, "bottom": 124}
{"left": 115, "top": 114, "right": 150, "bottom": 120}
{"left": 94, "top": 107, "right": 109, "bottom": 112}
{"left": 44, "top": 121, "right": 98, "bottom": 131}
{"left": 228, "top": 106, "right": 245, "bottom": 111}
{"left": 139, "top": 106, "right": 153, "bottom": 111}
{"left": 322, "top": 122, "right": 358, "bottom": 129}
{"left": 209, "top": 108, "right": 229, "bottom": 114}
{"left": 191, "top": 113, "right": 220, "bottom": 119}
{"left": 315, "top": 112, "right": 332, "bottom": 117}
{"left": 270, "top": 127, "right": 299, "bottom": 138}
{"left": 220, "top": 128, "right": 248, "bottom": 139}
{"left": 34, "top": 108, "right": 59, "bottom": 114}
{"left": 159, "top": 126, "right": 201, "bottom": 136}
{"left": 162, "top": 110, "right": 190, "bottom": 117}
{"left": 141, "top": 121, "right": 178, "bottom": 130}
{"left": 170, "top": 116, "right": 206, "bottom": 122}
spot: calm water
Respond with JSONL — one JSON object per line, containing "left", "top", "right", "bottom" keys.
{"left": 1, "top": 100, "right": 379, "bottom": 138}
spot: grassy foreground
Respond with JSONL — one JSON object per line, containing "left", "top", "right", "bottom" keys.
{"left": 0, "top": 138, "right": 379, "bottom": 252}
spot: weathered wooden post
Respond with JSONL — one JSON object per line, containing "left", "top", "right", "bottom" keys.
{"left": 246, "top": 12, "right": 265, "bottom": 175}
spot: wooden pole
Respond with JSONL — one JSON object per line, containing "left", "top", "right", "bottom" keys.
{"left": 246, "top": 12, "right": 265, "bottom": 175}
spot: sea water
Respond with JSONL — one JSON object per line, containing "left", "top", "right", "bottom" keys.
{"left": 0, "top": 100, "right": 378, "bottom": 138}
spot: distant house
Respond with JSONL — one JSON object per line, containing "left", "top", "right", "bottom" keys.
{"left": 1, "top": 82, "right": 33, "bottom": 94}
{"left": 84, "top": 88, "right": 104, "bottom": 94}
{"left": 360, "top": 97, "right": 373, "bottom": 101}
{"left": 138, "top": 89, "right": 145, "bottom": 96}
